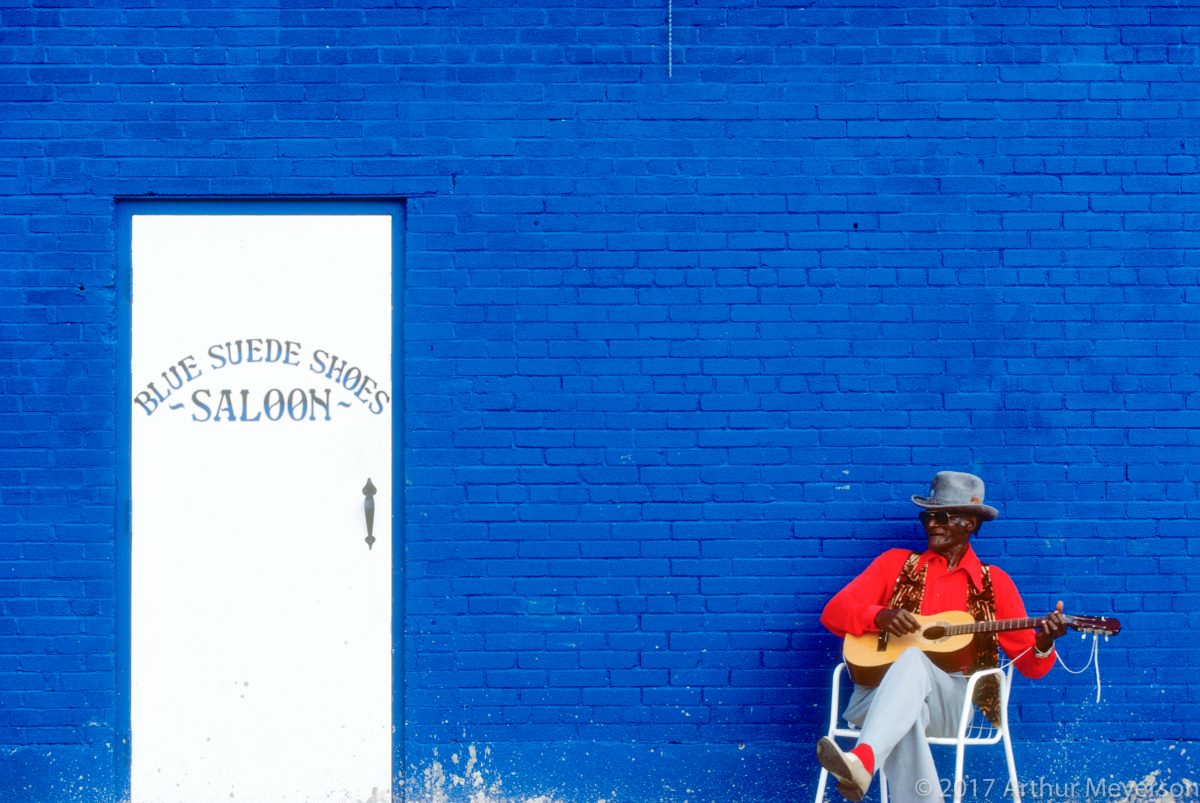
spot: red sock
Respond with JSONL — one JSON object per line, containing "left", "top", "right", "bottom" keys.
{"left": 851, "top": 744, "right": 875, "bottom": 775}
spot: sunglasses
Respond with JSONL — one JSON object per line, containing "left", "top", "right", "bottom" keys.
{"left": 919, "top": 510, "right": 960, "bottom": 525}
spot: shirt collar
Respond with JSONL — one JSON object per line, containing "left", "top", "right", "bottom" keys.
{"left": 916, "top": 545, "right": 984, "bottom": 590}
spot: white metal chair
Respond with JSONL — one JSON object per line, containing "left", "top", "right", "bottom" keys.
{"left": 814, "top": 661, "right": 1021, "bottom": 803}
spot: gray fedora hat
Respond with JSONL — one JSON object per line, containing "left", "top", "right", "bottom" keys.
{"left": 911, "top": 471, "right": 999, "bottom": 521}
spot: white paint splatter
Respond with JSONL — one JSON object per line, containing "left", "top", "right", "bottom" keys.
{"left": 411, "top": 745, "right": 565, "bottom": 803}
{"left": 1103, "top": 770, "right": 1198, "bottom": 803}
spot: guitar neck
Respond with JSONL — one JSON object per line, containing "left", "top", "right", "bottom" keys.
{"left": 942, "top": 616, "right": 1048, "bottom": 636}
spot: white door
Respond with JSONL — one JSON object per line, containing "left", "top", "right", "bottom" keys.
{"left": 129, "top": 213, "right": 394, "bottom": 803}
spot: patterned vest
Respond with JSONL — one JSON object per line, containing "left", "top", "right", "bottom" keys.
{"left": 885, "top": 552, "right": 1002, "bottom": 726}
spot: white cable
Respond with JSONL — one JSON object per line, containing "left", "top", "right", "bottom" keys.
{"left": 998, "top": 646, "right": 1031, "bottom": 670}
{"left": 1053, "top": 633, "right": 1102, "bottom": 703}
{"left": 668, "top": 0, "right": 673, "bottom": 78}
{"left": 999, "top": 635, "right": 1103, "bottom": 703}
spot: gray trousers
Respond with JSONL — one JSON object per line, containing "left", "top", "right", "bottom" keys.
{"left": 842, "top": 649, "right": 969, "bottom": 803}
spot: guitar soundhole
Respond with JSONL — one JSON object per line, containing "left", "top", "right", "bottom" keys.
{"left": 923, "top": 626, "right": 946, "bottom": 640}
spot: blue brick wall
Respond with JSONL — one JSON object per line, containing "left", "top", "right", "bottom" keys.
{"left": 2, "top": 0, "right": 1199, "bottom": 800}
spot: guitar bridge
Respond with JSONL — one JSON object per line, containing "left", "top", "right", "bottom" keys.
{"left": 876, "top": 631, "right": 890, "bottom": 652}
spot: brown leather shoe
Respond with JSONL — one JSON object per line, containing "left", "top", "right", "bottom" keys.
{"left": 817, "top": 737, "right": 871, "bottom": 802}
{"left": 836, "top": 780, "right": 865, "bottom": 803}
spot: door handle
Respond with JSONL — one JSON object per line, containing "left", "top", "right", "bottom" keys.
{"left": 362, "top": 478, "right": 376, "bottom": 550}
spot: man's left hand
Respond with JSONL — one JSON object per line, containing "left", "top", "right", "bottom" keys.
{"left": 1035, "top": 599, "right": 1067, "bottom": 654}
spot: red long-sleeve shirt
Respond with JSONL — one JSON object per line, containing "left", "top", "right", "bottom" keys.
{"left": 820, "top": 546, "right": 1056, "bottom": 679}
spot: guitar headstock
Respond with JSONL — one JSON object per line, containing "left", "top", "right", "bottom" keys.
{"left": 1063, "top": 614, "right": 1121, "bottom": 636}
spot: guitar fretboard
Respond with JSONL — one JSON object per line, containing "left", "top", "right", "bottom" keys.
{"left": 941, "top": 617, "right": 1045, "bottom": 636}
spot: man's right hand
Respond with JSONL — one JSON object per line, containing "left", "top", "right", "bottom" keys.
{"left": 874, "top": 608, "right": 920, "bottom": 636}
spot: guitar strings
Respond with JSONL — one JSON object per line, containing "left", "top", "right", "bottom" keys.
{"left": 945, "top": 617, "right": 1041, "bottom": 636}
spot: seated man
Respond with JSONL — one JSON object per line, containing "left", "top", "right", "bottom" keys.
{"left": 816, "top": 471, "right": 1067, "bottom": 802}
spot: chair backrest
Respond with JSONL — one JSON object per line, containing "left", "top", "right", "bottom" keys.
{"left": 828, "top": 660, "right": 1015, "bottom": 746}
{"left": 929, "top": 662, "right": 1014, "bottom": 747}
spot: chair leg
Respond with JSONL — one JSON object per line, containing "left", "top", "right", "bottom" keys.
{"left": 1002, "top": 726, "right": 1022, "bottom": 803}
{"left": 815, "top": 767, "right": 829, "bottom": 803}
{"left": 952, "top": 742, "right": 966, "bottom": 803}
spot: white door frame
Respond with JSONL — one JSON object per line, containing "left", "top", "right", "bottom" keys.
{"left": 115, "top": 198, "right": 405, "bottom": 802}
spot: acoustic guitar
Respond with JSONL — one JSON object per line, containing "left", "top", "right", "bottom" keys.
{"left": 843, "top": 611, "right": 1121, "bottom": 687}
